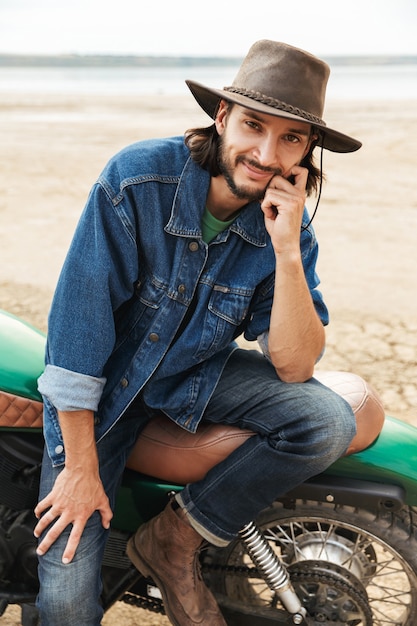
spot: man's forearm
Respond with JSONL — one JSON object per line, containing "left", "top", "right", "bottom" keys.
{"left": 58, "top": 409, "right": 99, "bottom": 470}
{"left": 34, "top": 408, "right": 112, "bottom": 563}
{"left": 268, "top": 252, "right": 325, "bottom": 383}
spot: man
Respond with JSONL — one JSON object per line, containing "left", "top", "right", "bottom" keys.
{"left": 35, "top": 40, "right": 363, "bottom": 625}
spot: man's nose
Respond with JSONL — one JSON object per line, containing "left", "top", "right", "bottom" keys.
{"left": 252, "top": 136, "right": 280, "bottom": 169}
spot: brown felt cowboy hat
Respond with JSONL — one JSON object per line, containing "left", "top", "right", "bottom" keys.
{"left": 186, "top": 40, "right": 361, "bottom": 153}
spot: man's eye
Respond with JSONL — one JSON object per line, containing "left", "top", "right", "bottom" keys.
{"left": 286, "top": 134, "right": 300, "bottom": 143}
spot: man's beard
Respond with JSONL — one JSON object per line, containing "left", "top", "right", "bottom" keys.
{"left": 217, "top": 136, "right": 282, "bottom": 202}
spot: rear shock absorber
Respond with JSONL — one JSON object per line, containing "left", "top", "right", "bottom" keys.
{"left": 239, "top": 521, "right": 307, "bottom": 624}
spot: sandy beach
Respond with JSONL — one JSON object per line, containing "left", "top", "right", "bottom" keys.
{"left": 0, "top": 91, "right": 416, "bottom": 624}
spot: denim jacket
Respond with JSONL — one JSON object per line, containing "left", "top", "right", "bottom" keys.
{"left": 38, "top": 136, "right": 328, "bottom": 466}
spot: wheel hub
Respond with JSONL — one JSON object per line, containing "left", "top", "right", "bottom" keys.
{"left": 283, "top": 530, "right": 375, "bottom": 581}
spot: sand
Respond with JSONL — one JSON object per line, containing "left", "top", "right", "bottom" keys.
{"left": 0, "top": 91, "right": 416, "bottom": 624}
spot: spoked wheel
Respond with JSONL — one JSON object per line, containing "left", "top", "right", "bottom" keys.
{"left": 203, "top": 500, "right": 417, "bottom": 625}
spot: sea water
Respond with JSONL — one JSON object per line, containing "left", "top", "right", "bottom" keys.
{"left": 0, "top": 60, "right": 416, "bottom": 100}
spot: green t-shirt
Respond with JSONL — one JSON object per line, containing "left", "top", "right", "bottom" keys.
{"left": 201, "top": 207, "right": 236, "bottom": 243}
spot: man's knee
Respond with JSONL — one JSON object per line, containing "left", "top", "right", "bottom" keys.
{"left": 37, "top": 520, "right": 105, "bottom": 625}
{"left": 314, "top": 370, "right": 385, "bottom": 456}
{"left": 318, "top": 394, "right": 357, "bottom": 460}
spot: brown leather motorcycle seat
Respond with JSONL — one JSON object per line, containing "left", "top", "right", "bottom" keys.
{"left": 0, "top": 390, "right": 43, "bottom": 428}
{"left": 127, "top": 370, "right": 385, "bottom": 484}
{"left": 0, "top": 370, "right": 384, "bottom": 484}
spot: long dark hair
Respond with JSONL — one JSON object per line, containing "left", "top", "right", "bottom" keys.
{"left": 185, "top": 104, "right": 323, "bottom": 197}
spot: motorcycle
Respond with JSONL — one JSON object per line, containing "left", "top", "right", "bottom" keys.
{"left": 1, "top": 307, "right": 417, "bottom": 626}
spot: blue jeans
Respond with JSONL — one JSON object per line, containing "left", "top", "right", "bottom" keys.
{"left": 37, "top": 349, "right": 356, "bottom": 624}
{"left": 36, "top": 402, "right": 146, "bottom": 625}
{"left": 178, "top": 349, "right": 356, "bottom": 545}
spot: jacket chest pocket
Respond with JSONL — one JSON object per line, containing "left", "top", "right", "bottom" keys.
{"left": 195, "top": 286, "right": 253, "bottom": 360}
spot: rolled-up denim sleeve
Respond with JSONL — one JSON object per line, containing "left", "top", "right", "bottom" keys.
{"left": 257, "top": 331, "right": 271, "bottom": 360}
{"left": 38, "top": 364, "right": 106, "bottom": 412}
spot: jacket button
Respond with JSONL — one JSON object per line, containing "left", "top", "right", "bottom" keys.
{"left": 121, "top": 377, "right": 129, "bottom": 388}
{"left": 55, "top": 444, "right": 64, "bottom": 454}
{"left": 149, "top": 332, "right": 159, "bottom": 342}
{"left": 188, "top": 241, "right": 199, "bottom": 252}
{"left": 178, "top": 284, "right": 186, "bottom": 294}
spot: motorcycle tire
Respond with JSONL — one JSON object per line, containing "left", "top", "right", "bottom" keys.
{"left": 203, "top": 499, "right": 417, "bottom": 626}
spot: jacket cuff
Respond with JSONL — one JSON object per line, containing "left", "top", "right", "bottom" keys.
{"left": 38, "top": 364, "right": 106, "bottom": 412}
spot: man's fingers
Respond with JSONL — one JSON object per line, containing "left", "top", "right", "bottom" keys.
{"left": 61, "top": 522, "right": 85, "bottom": 564}
{"left": 34, "top": 494, "right": 52, "bottom": 520}
{"left": 60, "top": 506, "right": 112, "bottom": 564}
{"left": 36, "top": 516, "right": 71, "bottom": 556}
{"left": 99, "top": 502, "right": 113, "bottom": 530}
{"left": 288, "top": 165, "right": 308, "bottom": 190}
{"left": 267, "top": 167, "right": 308, "bottom": 193}
{"left": 33, "top": 506, "right": 58, "bottom": 538}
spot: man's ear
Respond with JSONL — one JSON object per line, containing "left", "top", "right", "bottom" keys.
{"left": 214, "top": 100, "right": 229, "bottom": 135}
{"left": 303, "top": 133, "right": 319, "bottom": 158}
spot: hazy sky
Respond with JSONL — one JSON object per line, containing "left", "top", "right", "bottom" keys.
{"left": 1, "top": 0, "right": 416, "bottom": 57}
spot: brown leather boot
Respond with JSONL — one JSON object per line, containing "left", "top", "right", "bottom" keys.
{"left": 126, "top": 500, "right": 227, "bottom": 626}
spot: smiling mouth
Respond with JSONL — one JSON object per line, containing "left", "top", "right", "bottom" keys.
{"left": 240, "top": 158, "right": 281, "bottom": 181}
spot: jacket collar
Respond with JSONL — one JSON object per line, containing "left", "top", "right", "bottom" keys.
{"left": 165, "top": 155, "right": 268, "bottom": 248}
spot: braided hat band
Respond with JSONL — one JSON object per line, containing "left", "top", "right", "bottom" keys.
{"left": 223, "top": 86, "right": 326, "bottom": 127}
